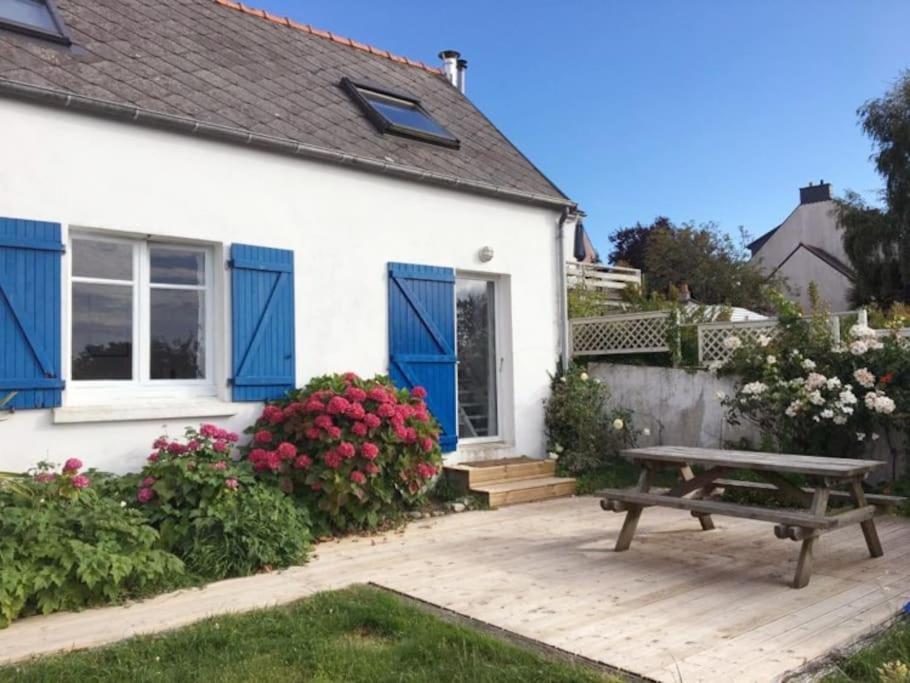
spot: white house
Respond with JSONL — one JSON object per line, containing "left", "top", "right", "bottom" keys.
{"left": 0, "top": 0, "right": 581, "bottom": 473}
{"left": 748, "top": 182, "right": 854, "bottom": 312}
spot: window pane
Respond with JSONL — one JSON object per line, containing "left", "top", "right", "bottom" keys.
{"left": 150, "top": 289, "right": 205, "bottom": 379}
{"left": 71, "top": 283, "right": 133, "bottom": 380}
{"left": 456, "top": 279, "right": 497, "bottom": 438}
{"left": 362, "top": 91, "right": 455, "bottom": 139}
{"left": 150, "top": 246, "right": 205, "bottom": 286}
{"left": 72, "top": 239, "right": 133, "bottom": 281}
{"left": 1, "top": 0, "right": 59, "bottom": 32}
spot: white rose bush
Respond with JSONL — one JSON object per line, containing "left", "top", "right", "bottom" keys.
{"left": 717, "top": 294, "right": 908, "bottom": 466}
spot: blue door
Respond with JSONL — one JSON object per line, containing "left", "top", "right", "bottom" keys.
{"left": 388, "top": 263, "right": 457, "bottom": 452}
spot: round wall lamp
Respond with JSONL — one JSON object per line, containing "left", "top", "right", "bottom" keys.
{"left": 478, "top": 246, "right": 494, "bottom": 263}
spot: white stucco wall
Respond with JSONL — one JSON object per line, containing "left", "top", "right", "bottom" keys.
{"left": 773, "top": 247, "right": 852, "bottom": 312}
{"left": 0, "top": 99, "right": 564, "bottom": 473}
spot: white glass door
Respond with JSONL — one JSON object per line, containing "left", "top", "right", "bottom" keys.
{"left": 456, "top": 277, "right": 498, "bottom": 439}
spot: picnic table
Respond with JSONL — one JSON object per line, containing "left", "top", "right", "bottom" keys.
{"left": 598, "top": 446, "right": 905, "bottom": 588}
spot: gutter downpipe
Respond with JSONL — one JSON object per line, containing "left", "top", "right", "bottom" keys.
{"left": 0, "top": 78, "right": 575, "bottom": 212}
{"left": 557, "top": 207, "right": 574, "bottom": 375}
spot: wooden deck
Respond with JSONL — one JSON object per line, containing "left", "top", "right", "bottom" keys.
{"left": 3, "top": 497, "right": 910, "bottom": 682}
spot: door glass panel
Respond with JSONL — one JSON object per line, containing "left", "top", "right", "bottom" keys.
{"left": 456, "top": 278, "right": 497, "bottom": 438}
{"left": 71, "top": 283, "right": 133, "bottom": 380}
{"left": 150, "top": 246, "right": 205, "bottom": 286}
{"left": 150, "top": 289, "right": 205, "bottom": 379}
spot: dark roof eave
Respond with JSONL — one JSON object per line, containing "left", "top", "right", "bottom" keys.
{"left": 0, "top": 78, "right": 575, "bottom": 212}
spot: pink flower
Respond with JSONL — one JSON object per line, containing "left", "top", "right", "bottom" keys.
{"left": 147, "top": 452, "right": 160, "bottom": 462}
{"left": 323, "top": 450, "right": 343, "bottom": 469}
{"left": 350, "top": 470, "right": 366, "bottom": 485}
{"left": 137, "top": 487, "right": 155, "bottom": 503}
{"left": 377, "top": 403, "right": 395, "bottom": 418}
{"left": 186, "top": 439, "right": 200, "bottom": 451}
{"left": 211, "top": 461, "right": 227, "bottom": 471}
{"left": 276, "top": 442, "right": 297, "bottom": 460}
{"left": 294, "top": 454, "right": 313, "bottom": 470}
{"left": 213, "top": 440, "right": 228, "bottom": 453}
{"left": 310, "top": 482, "right": 322, "bottom": 492}
{"left": 361, "top": 442, "right": 379, "bottom": 460}
{"left": 34, "top": 472, "right": 56, "bottom": 483}
{"left": 403, "top": 427, "right": 417, "bottom": 444}
{"left": 254, "top": 429, "right": 273, "bottom": 444}
{"left": 62, "top": 458, "right": 83, "bottom": 474}
{"left": 71, "top": 474, "right": 91, "bottom": 489}
{"left": 327, "top": 426, "right": 342, "bottom": 439}
{"left": 368, "top": 386, "right": 391, "bottom": 403}
{"left": 420, "top": 437, "right": 435, "bottom": 453}
{"left": 142, "top": 476, "right": 157, "bottom": 487}
{"left": 303, "top": 398, "right": 325, "bottom": 413}
{"left": 345, "top": 386, "right": 367, "bottom": 402}
{"left": 364, "top": 462, "right": 381, "bottom": 475}
{"left": 314, "top": 414, "right": 334, "bottom": 430}
{"left": 226, "top": 432, "right": 240, "bottom": 443}
{"left": 224, "top": 478, "right": 240, "bottom": 490}
{"left": 414, "top": 408, "right": 430, "bottom": 423}
{"left": 343, "top": 372, "right": 360, "bottom": 383}
{"left": 338, "top": 442, "right": 356, "bottom": 459}
{"left": 305, "top": 427, "right": 322, "bottom": 440}
{"left": 199, "top": 423, "right": 220, "bottom": 438}
{"left": 417, "top": 462, "right": 438, "bottom": 480}
{"left": 167, "top": 442, "right": 187, "bottom": 455}
{"left": 153, "top": 436, "right": 168, "bottom": 449}
{"left": 345, "top": 402, "right": 366, "bottom": 420}
{"left": 262, "top": 405, "right": 285, "bottom": 425}
{"left": 351, "top": 422, "right": 368, "bottom": 437}
{"left": 363, "top": 413, "right": 381, "bottom": 429}
{"left": 326, "top": 396, "right": 351, "bottom": 415}
{"left": 412, "top": 386, "right": 427, "bottom": 399}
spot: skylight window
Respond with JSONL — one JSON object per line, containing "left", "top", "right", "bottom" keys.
{"left": 0, "top": 0, "right": 71, "bottom": 45}
{"left": 341, "top": 78, "right": 459, "bottom": 148}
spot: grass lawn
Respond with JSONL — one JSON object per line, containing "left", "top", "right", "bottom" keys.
{"left": 822, "top": 619, "right": 910, "bottom": 682}
{"left": 0, "top": 586, "right": 612, "bottom": 683}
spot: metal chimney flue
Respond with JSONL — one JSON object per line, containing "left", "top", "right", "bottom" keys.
{"left": 455, "top": 58, "right": 467, "bottom": 94}
{"left": 438, "top": 50, "right": 460, "bottom": 89}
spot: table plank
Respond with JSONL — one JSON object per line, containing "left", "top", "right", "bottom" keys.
{"left": 621, "top": 446, "right": 883, "bottom": 478}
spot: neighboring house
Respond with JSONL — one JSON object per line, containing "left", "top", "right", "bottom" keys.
{"left": 0, "top": 0, "right": 581, "bottom": 472}
{"left": 748, "top": 182, "right": 854, "bottom": 312}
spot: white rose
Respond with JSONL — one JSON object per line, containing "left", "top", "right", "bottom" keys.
{"left": 548, "top": 452, "right": 559, "bottom": 460}
{"left": 715, "top": 391, "right": 727, "bottom": 401}
{"left": 872, "top": 433, "right": 880, "bottom": 441}
{"left": 850, "top": 340, "right": 868, "bottom": 356}
{"left": 612, "top": 418, "right": 624, "bottom": 431}
{"left": 853, "top": 368, "right": 875, "bottom": 389}
{"left": 839, "top": 390, "right": 857, "bottom": 405}
{"left": 766, "top": 355, "right": 777, "bottom": 365}
{"left": 820, "top": 409, "right": 834, "bottom": 419}
{"left": 757, "top": 334, "right": 772, "bottom": 348}
{"left": 849, "top": 323, "right": 875, "bottom": 339}
{"left": 579, "top": 372, "right": 589, "bottom": 381}
{"left": 722, "top": 336, "right": 742, "bottom": 351}
{"left": 641, "top": 427, "right": 651, "bottom": 436}
{"left": 833, "top": 415, "right": 847, "bottom": 425}
{"left": 801, "top": 359, "right": 816, "bottom": 371}
{"left": 826, "top": 377, "right": 842, "bottom": 390}
{"left": 806, "top": 373, "right": 827, "bottom": 390}
{"left": 856, "top": 432, "right": 866, "bottom": 442}
{"left": 808, "top": 390, "right": 825, "bottom": 406}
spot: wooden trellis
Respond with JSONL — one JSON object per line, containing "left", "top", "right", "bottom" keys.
{"left": 570, "top": 311, "right": 672, "bottom": 356}
{"left": 697, "top": 320, "right": 779, "bottom": 364}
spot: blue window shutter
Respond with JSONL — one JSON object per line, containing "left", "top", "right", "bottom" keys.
{"left": 388, "top": 262, "right": 457, "bottom": 453}
{"left": 0, "top": 217, "right": 64, "bottom": 409}
{"left": 230, "top": 244, "right": 295, "bottom": 402}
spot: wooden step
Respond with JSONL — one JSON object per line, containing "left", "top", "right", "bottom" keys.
{"left": 445, "top": 457, "right": 556, "bottom": 490}
{"left": 471, "top": 476, "right": 577, "bottom": 508}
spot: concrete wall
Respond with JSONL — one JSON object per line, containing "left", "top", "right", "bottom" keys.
{"left": 589, "top": 363, "right": 760, "bottom": 449}
{"left": 0, "top": 99, "right": 566, "bottom": 473}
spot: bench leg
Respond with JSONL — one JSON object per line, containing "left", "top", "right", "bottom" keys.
{"left": 614, "top": 468, "right": 653, "bottom": 552}
{"left": 680, "top": 466, "right": 715, "bottom": 530}
{"left": 849, "top": 481, "right": 884, "bottom": 558}
{"left": 793, "top": 488, "right": 829, "bottom": 589}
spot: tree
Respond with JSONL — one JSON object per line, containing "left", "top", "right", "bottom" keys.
{"left": 608, "top": 217, "right": 773, "bottom": 310}
{"left": 838, "top": 70, "right": 910, "bottom": 305}
{"left": 608, "top": 217, "right": 672, "bottom": 269}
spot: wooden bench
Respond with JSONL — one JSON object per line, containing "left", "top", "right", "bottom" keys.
{"left": 598, "top": 446, "right": 903, "bottom": 588}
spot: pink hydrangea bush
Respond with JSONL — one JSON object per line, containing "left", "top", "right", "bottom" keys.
{"left": 244, "top": 373, "right": 443, "bottom": 531}
{"left": 133, "top": 424, "right": 311, "bottom": 578}
{"left": 29, "top": 458, "right": 92, "bottom": 499}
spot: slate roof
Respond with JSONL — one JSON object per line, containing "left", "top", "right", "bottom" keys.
{"left": 0, "top": 0, "right": 570, "bottom": 206}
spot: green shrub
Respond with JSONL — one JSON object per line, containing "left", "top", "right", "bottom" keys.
{"left": 243, "top": 373, "right": 443, "bottom": 533}
{"left": 136, "top": 425, "right": 311, "bottom": 579}
{"left": 543, "top": 365, "right": 638, "bottom": 475}
{"left": 0, "top": 461, "right": 184, "bottom": 628}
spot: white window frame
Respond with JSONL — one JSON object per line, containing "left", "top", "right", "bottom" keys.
{"left": 66, "top": 231, "right": 216, "bottom": 402}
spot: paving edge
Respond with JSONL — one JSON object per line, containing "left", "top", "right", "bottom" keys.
{"left": 368, "top": 581, "right": 656, "bottom": 683}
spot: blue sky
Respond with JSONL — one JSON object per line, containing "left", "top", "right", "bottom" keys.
{"left": 255, "top": 1, "right": 910, "bottom": 258}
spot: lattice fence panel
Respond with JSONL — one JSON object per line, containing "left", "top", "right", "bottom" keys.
{"left": 698, "top": 321, "right": 779, "bottom": 364}
{"left": 571, "top": 312, "right": 671, "bottom": 356}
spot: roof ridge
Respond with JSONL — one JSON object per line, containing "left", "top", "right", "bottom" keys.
{"left": 213, "top": 0, "right": 444, "bottom": 75}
